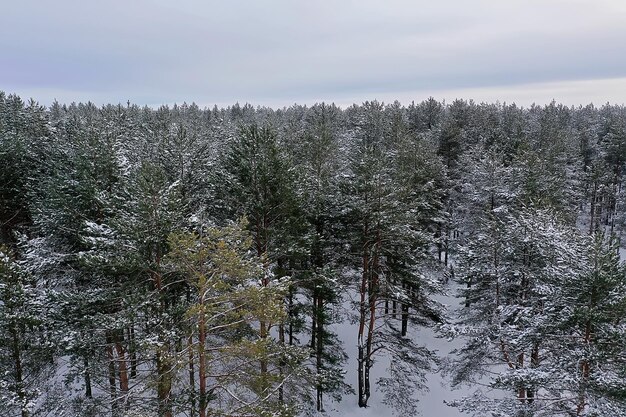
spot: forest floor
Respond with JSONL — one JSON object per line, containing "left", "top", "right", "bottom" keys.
{"left": 323, "top": 279, "right": 468, "bottom": 417}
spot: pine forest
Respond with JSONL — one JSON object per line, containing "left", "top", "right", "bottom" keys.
{"left": 1, "top": 92, "right": 626, "bottom": 417}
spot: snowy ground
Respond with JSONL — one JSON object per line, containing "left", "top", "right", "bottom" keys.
{"left": 320, "top": 281, "right": 469, "bottom": 417}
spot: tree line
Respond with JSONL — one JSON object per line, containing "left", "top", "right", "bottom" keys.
{"left": 1, "top": 92, "right": 625, "bottom": 416}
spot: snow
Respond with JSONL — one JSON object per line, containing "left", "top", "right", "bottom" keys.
{"left": 318, "top": 281, "right": 469, "bottom": 416}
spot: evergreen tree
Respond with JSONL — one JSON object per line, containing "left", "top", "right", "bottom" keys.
{"left": 343, "top": 101, "right": 444, "bottom": 414}
{"left": 0, "top": 247, "right": 56, "bottom": 417}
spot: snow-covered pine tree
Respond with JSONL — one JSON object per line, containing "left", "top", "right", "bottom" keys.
{"left": 166, "top": 219, "right": 309, "bottom": 417}
{"left": 0, "top": 246, "right": 56, "bottom": 417}
{"left": 342, "top": 101, "right": 444, "bottom": 414}
{"left": 219, "top": 122, "right": 311, "bottom": 408}
{"left": 295, "top": 103, "right": 351, "bottom": 412}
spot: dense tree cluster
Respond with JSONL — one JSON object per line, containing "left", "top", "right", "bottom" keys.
{"left": 1, "top": 92, "right": 625, "bottom": 416}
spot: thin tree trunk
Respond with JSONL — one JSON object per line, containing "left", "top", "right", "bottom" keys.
{"left": 316, "top": 294, "right": 324, "bottom": 412}
{"left": 444, "top": 224, "right": 449, "bottom": 266}
{"left": 363, "top": 230, "right": 380, "bottom": 407}
{"left": 357, "top": 221, "right": 369, "bottom": 408}
{"left": 188, "top": 333, "right": 196, "bottom": 417}
{"left": 577, "top": 319, "right": 592, "bottom": 416}
{"left": 114, "top": 340, "right": 130, "bottom": 408}
{"left": 84, "top": 356, "right": 92, "bottom": 398}
{"left": 288, "top": 288, "right": 294, "bottom": 346}
{"left": 10, "top": 324, "right": 28, "bottom": 417}
{"left": 259, "top": 258, "right": 270, "bottom": 375}
{"left": 517, "top": 352, "right": 525, "bottom": 403}
{"left": 153, "top": 243, "right": 172, "bottom": 417}
{"left": 527, "top": 342, "right": 539, "bottom": 403}
{"left": 310, "top": 292, "right": 317, "bottom": 349}
{"left": 106, "top": 337, "right": 118, "bottom": 416}
{"left": 279, "top": 322, "right": 285, "bottom": 403}
{"left": 198, "top": 315, "right": 207, "bottom": 417}
{"left": 364, "top": 274, "right": 377, "bottom": 407}
{"left": 589, "top": 182, "right": 597, "bottom": 235}
{"left": 127, "top": 324, "right": 137, "bottom": 379}
{"left": 436, "top": 224, "right": 443, "bottom": 262}
{"left": 465, "top": 276, "right": 472, "bottom": 308}
{"left": 401, "top": 304, "right": 409, "bottom": 337}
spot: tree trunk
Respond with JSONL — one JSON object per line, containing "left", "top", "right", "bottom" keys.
{"left": 10, "top": 324, "right": 28, "bottom": 417}
{"left": 315, "top": 294, "right": 324, "bottom": 412}
{"left": 436, "top": 224, "right": 443, "bottom": 262}
{"left": 589, "top": 182, "right": 597, "bottom": 235}
{"left": 357, "top": 222, "right": 369, "bottom": 408}
{"left": 114, "top": 340, "right": 129, "bottom": 409}
{"left": 127, "top": 324, "right": 137, "bottom": 379}
{"left": 188, "top": 333, "right": 196, "bottom": 417}
{"left": 444, "top": 224, "right": 449, "bottom": 266}
{"left": 517, "top": 352, "right": 525, "bottom": 403}
{"left": 357, "top": 343, "right": 366, "bottom": 408}
{"left": 577, "top": 319, "right": 592, "bottom": 416}
{"left": 106, "top": 338, "right": 118, "bottom": 416}
{"left": 527, "top": 342, "right": 539, "bottom": 403}
{"left": 288, "top": 288, "right": 294, "bottom": 346}
{"left": 363, "top": 230, "right": 380, "bottom": 407}
{"left": 198, "top": 315, "right": 207, "bottom": 417}
{"left": 152, "top": 244, "right": 172, "bottom": 417}
{"left": 84, "top": 356, "right": 92, "bottom": 398}
{"left": 279, "top": 322, "right": 285, "bottom": 403}
{"left": 259, "top": 260, "right": 270, "bottom": 376}
{"left": 310, "top": 292, "right": 317, "bottom": 350}
{"left": 401, "top": 303, "right": 409, "bottom": 337}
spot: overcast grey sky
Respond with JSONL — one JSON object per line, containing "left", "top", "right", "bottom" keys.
{"left": 2, "top": 0, "right": 626, "bottom": 108}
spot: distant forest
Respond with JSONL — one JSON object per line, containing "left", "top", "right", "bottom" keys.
{"left": 1, "top": 92, "right": 626, "bottom": 417}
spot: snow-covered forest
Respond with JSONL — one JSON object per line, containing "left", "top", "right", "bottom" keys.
{"left": 1, "top": 92, "right": 626, "bottom": 417}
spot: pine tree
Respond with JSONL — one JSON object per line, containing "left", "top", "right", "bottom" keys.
{"left": 166, "top": 219, "right": 309, "bottom": 417}
{"left": 343, "top": 101, "right": 444, "bottom": 414}
{"left": 0, "top": 247, "right": 55, "bottom": 417}
{"left": 296, "top": 103, "right": 351, "bottom": 412}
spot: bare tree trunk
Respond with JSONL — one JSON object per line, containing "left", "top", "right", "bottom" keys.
{"left": 527, "top": 342, "right": 539, "bottom": 403}
{"left": 114, "top": 339, "right": 130, "bottom": 409}
{"left": 363, "top": 230, "right": 380, "bottom": 407}
{"left": 590, "top": 182, "right": 597, "bottom": 235}
{"left": 357, "top": 221, "right": 369, "bottom": 408}
{"left": 401, "top": 304, "right": 409, "bottom": 337}
{"left": 198, "top": 316, "right": 207, "bottom": 417}
{"left": 315, "top": 294, "right": 324, "bottom": 412}
{"left": 310, "top": 292, "right": 317, "bottom": 349}
{"left": 152, "top": 247, "right": 172, "bottom": 417}
{"left": 188, "top": 333, "right": 196, "bottom": 417}
{"left": 127, "top": 324, "right": 137, "bottom": 379}
{"left": 577, "top": 320, "right": 592, "bottom": 416}
{"left": 465, "top": 276, "right": 472, "bottom": 308}
{"left": 259, "top": 258, "right": 270, "bottom": 376}
{"left": 279, "top": 321, "right": 285, "bottom": 403}
{"left": 10, "top": 324, "right": 28, "bottom": 417}
{"left": 288, "top": 288, "right": 294, "bottom": 346}
{"left": 83, "top": 356, "right": 92, "bottom": 398}
{"left": 106, "top": 337, "right": 118, "bottom": 416}
{"left": 364, "top": 289, "right": 376, "bottom": 406}
{"left": 436, "top": 223, "right": 443, "bottom": 262}
{"left": 517, "top": 352, "right": 525, "bottom": 403}
{"left": 444, "top": 224, "right": 450, "bottom": 266}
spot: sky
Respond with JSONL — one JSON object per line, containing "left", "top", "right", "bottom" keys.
{"left": 2, "top": 0, "right": 626, "bottom": 108}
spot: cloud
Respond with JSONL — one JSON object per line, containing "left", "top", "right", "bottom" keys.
{"left": 2, "top": 0, "right": 626, "bottom": 107}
